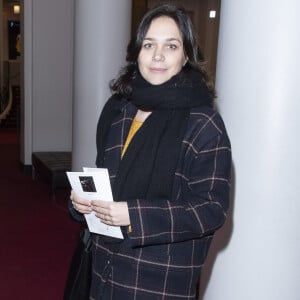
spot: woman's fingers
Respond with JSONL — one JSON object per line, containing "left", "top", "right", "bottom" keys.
{"left": 91, "top": 201, "right": 130, "bottom": 226}
{"left": 70, "top": 190, "right": 92, "bottom": 213}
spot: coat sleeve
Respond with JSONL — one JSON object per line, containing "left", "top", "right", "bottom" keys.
{"left": 127, "top": 114, "right": 232, "bottom": 247}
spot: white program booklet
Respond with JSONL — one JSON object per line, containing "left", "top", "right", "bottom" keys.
{"left": 66, "top": 167, "right": 123, "bottom": 239}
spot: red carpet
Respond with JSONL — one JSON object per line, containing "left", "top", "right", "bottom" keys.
{"left": 0, "top": 142, "right": 81, "bottom": 299}
{"left": 0, "top": 128, "right": 19, "bottom": 145}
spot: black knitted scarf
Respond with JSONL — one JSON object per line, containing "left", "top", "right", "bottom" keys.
{"left": 96, "top": 67, "right": 211, "bottom": 242}
{"left": 112, "top": 68, "right": 211, "bottom": 202}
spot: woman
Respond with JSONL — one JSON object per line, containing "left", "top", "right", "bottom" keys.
{"left": 70, "top": 4, "right": 231, "bottom": 299}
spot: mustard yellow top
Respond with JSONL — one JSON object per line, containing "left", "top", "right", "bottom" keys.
{"left": 121, "top": 117, "right": 143, "bottom": 234}
{"left": 121, "top": 118, "right": 143, "bottom": 158}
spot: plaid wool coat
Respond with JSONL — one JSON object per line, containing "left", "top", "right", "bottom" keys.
{"left": 86, "top": 98, "right": 231, "bottom": 300}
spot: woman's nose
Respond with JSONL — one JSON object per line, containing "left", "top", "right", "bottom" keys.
{"left": 152, "top": 48, "right": 165, "bottom": 62}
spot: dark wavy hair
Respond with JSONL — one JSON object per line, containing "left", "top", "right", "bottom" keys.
{"left": 110, "top": 4, "right": 216, "bottom": 99}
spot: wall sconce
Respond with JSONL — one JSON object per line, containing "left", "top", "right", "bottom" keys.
{"left": 13, "top": 5, "right": 20, "bottom": 14}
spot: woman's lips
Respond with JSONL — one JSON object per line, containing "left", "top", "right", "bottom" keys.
{"left": 150, "top": 67, "right": 166, "bottom": 72}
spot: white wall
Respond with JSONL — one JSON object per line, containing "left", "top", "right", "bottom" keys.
{"left": 21, "top": 0, "right": 32, "bottom": 165}
{"left": 202, "top": 0, "right": 300, "bottom": 299}
{"left": 21, "top": 0, "right": 74, "bottom": 165}
{"left": 21, "top": 0, "right": 132, "bottom": 168}
{"left": 31, "top": 0, "right": 73, "bottom": 152}
{"left": 72, "top": 0, "right": 132, "bottom": 170}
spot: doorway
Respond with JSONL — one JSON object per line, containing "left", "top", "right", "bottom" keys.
{"left": 0, "top": 0, "right": 21, "bottom": 142}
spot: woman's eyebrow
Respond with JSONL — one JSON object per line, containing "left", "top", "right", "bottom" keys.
{"left": 143, "top": 37, "right": 182, "bottom": 43}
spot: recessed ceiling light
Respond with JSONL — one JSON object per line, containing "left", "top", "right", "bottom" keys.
{"left": 209, "top": 10, "right": 216, "bottom": 18}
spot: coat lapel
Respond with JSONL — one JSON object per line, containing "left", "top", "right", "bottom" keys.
{"left": 103, "top": 102, "right": 137, "bottom": 184}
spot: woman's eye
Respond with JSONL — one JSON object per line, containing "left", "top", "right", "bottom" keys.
{"left": 168, "top": 44, "right": 178, "bottom": 50}
{"left": 143, "top": 43, "right": 153, "bottom": 49}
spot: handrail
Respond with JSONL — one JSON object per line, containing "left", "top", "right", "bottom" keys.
{"left": 0, "top": 84, "right": 13, "bottom": 123}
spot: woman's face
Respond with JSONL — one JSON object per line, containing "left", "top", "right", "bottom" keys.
{"left": 138, "top": 16, "right": 187, "bottom": 85}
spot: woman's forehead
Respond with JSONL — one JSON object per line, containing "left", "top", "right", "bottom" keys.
{"left": 145, "top": 16, "right": 182, "bottom": 41}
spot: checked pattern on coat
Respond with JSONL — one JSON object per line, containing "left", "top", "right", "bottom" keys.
{"left": 90, "top": 99, "right": 231, "bottom": 300}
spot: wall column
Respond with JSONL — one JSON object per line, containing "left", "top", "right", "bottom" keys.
{"left": 72, "top": 0, "right": 132, "bottom": 170}
{"left": 21, "top": 0, "right": 74, "bottom": 165}
{"left": 201, "top": 0, "right": 300, "bottom": 299}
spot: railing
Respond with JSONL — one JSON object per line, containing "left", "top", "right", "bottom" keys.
{"left": 0, "top": 84, "right": 13, "bottom": 123}
{"left": 1, "top": 60, "right": 21, "bottom": 125}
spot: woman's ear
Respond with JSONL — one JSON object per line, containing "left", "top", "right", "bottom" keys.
{"left": 183, "top": 57, "right": 188, "bottom": 67}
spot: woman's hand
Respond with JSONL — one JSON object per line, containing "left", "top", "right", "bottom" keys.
{"left": 91, "top": 200, "right": 130, "bottom": 227}
{"left": 70, "top": 190, "right": 92, "bottom": 214}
